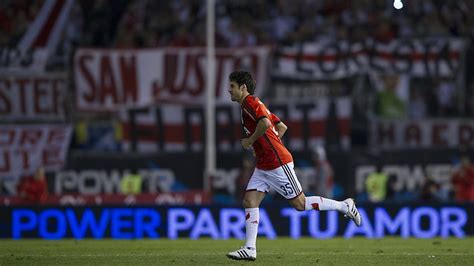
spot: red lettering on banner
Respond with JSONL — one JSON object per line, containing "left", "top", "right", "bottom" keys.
{"left": 34, "top": 78, "right": 49, "bottom": 113}
{"left": 0, "top": 130, "right": 15, "bottom": 146}
{"left": 432, "top": 124, "right": 448, "bottom": 146}
{"left": 183, "top": 54, "right": 204, "bottom": 96}
{"left": 375, "top": 120, "right": 474, "bottom": 148}
{"left": 405, "top": 124, "right": 421, "bottom": 145}
{"left": 100, "top": 56, "right": 118, "bottom": 104}
{"left": 152, "top": 81, "right": 161, "bottom": 101}
{"left": 0, "top": 79, "right": 11, "bottom": 114}
{"left": 16, "top": 79, "right": 28, "bottom": 114}
{"left": 215, "top": 54, "right": 233, "bottom": 98}
{"left": 79, "top": 54, "right": 138, "bottom": 105}
{"left": 0, "top": 125, "right": 70, "bottom": 177}
{"left": 0, "top": 148, "right": 63, "bottom": 173}
{"left": 43, "top": 148, "right": 62, "bottom": 165}
{"left": 163, "top": 53, "right": 206, "bottom": 96}
{"left": 459, "top": 124, "right": 474, "bottom": 146}
{"left": 19, "top": 129, "right": 42, "bottom": 145}
{"left": 47, "top": 127, "right": 67, "bottom": 143}
{"left": 19, "top": 149, "right": 29, "bottom": 169}
{"left": 75, "top": 48, "right": 269, "bottom": 108}
{"left": 164, "top": 53, "right": 183, "bottom": 95}
{"left": 0, "top": 77, "right": 64, "bottom": 118}
{"left": 0, "top": 151, "right": 10, "bottom": 172}
{"left": 79, "top": 54, "right": 96, "bottom": 102}
{"left": 51, "top": 78, "right": 62, "bottom": 114}
{"left": 119, "top": 56, "right": 138, "bottom": 103}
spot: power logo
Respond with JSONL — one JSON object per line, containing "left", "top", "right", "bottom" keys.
{"left": 12, "top": 208, "right": 160, "bottom": 239}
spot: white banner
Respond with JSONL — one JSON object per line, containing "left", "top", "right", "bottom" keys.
{"left": 74, "top": 47, "right": 271, "bottom": 112}
{"left": 275, "top": 38, "right": 466, "bottom": 79}
{"left": 0, "top": 124, "right": 72, "bottom": 177}
{"left": 370, "top": 119, "right": 474, "bottom": 149}
{"left": 119, "top": 98, "right": 351, "bottom": 152}
{"left": 0, "top": 73, "right": 67, "bottom": 121}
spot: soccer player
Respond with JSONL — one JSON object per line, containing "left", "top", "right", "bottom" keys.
{"left": 226, "top": 71, "right": 361, "bottom": 261}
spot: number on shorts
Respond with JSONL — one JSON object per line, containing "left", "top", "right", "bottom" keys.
{"left": 280, "top": 183, "right": 294, "bottom": 196}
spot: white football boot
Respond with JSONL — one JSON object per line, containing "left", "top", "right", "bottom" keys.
{"left": 226, "top": 246, "right": 256, "bottom": 261}
{"left": 343, "top": 198, "right": 362, "bottom": 226}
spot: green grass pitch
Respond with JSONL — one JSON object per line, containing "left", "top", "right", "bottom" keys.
{"left": 1, "top": 237, "right": 473, "bottom": 265}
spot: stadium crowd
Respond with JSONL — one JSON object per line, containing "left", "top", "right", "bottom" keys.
{"left": 3, "top": 1, "right": 473, "bottom": 47}
{"left": 77, "top": 0, "right": 474, "bottom": 48}
{"left": 2, "top": 0, "right": 474, "bottom": 205}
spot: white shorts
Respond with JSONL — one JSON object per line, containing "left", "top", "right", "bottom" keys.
{"left": 246, "top": 162, "right": 302, "bottom": 199}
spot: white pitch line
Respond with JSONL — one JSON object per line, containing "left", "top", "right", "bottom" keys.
{"left": 0, "top": 253, "right": 472, "bottom": 257}
{"left": 293, "top": 252, "right": 471, "bottom": 256}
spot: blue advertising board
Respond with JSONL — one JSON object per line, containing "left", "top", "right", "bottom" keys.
{"left": 1, "top": 204, "right": 472, "bottom": 239}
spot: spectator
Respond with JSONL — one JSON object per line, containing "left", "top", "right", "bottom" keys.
{"left": 451, "top": 155, "right": 474, "bottom": 202}
{"left": 365, "top": 164, "right": 389, "bottom": 203}
{"left": 375, "top": 75, "right": 408, "bottom": 119}
{"left": 16, "top": 167, "right": 48, "bottom": 204}
{"left": 120, "top": 169, "right": 143, "bottom": 195}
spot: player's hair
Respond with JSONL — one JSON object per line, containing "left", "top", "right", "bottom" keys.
{"left": 229, "top": 71, "right": 256, "bottom": 95}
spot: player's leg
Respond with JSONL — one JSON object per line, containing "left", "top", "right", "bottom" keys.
{"left": 288, "top": 191, "right": 346, "bottom": 212}
{"left": 242, "top": 190, "right": 266, "bottom": 249}
{"left": 227, "top": 169, "right": 268, "bottom": 261}
{"left": 265, "top": 164, "right": 347, "bottom": 212}
{"left": 267, "top": 162, "right": 361, "bottom": 226}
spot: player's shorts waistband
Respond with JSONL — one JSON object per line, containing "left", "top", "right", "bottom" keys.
{"left": 256, "top": 161, "right": 294, "bottom": 171}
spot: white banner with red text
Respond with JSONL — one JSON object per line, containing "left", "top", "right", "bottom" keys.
{"left": 0, "top": 124, "right": 72, "bottom": 178}
{"left": 74, "top": 47, "right": 270, "bottom": 112}
{"left": 370, "top": 119, "right": 474, "bottom": 149}
{"left": 0, "top": 73, "right": 67, "bottom": 121}
{"left": 275, "top": 38, "right": 466, "bottom": 79}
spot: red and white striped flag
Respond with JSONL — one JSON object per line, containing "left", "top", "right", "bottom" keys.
{"left": 16, "top": 0, "right": 74, "bottom": 70}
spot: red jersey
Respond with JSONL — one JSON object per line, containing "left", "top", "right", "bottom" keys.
{"left": 16, "top": 176, "right": 47, "bottom": 203}
{"left": 241, "top": 95, "right": 293, "bottom": 170}
{"left": 452, "top": 166, "right": 474, "bottom": 201}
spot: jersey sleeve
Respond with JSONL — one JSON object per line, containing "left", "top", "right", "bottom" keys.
{"left": 254, "top": 102, "right": 270, "bottom": 122}
{"left": 243, "top": 96, "right": 271, "bottom": 122}
{"left": 270, "top": 113, "right": 281, "bottom": 125}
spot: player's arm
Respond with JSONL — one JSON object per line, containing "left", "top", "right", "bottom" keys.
{"left": 270, "top": 112, "right": 287, "bottom": 139}
{"left": 275, "top": 121, "right": 287, "bottom": 139}
{"left": 241, "top": 118, "right": 271, "bottom": 149}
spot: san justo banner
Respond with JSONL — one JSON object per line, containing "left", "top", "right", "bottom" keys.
{"left": 74, "top": 47, "right": 270, "bottom": 112}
